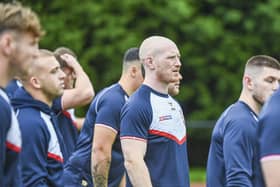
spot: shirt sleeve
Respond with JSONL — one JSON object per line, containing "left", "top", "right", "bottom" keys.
{"left": 120, "top": 100, "right": 152, "bottom": 140}
{"left": 95, "top": 95, "right": 123, "bottom": 132}
{"left": 223, "top": 118, "right": 255, "bottom": 187}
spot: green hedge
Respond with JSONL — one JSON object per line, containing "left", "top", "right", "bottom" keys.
{"left": 21, "top": 0, "right": 280, "bottom": 120}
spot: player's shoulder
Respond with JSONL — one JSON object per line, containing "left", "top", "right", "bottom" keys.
{"left": 18, "top": 107, "right": 48, "bottom": 126}
{"left": 98, "top": 83, "right": 127, "bottom": 104}
{"left": 219, "top": 101, "right": 256, "bottom": 131}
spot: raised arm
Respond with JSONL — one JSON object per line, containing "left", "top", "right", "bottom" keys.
{"left": 60, "top": 54, "right": 94, "bottom": 110}
{"left": 121, "top": 138, "right": 152, "bottom": 187}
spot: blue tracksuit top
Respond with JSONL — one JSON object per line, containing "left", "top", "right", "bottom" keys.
{"left": 12, "top": 88, "right": 65, "bottom": 187}
{"left": 0, "top": 88, "right": 22, "bottom": 187}
{"left": 6, "top": 79, "right": 79, "bottom": 163}
{"left": 207, "top": 101, "right": 264, "bottom": 187}
{"left": 52, "top": 98, "right": 79, "bottom": 162}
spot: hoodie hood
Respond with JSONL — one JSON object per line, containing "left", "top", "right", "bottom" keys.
{"left": 11, "top": 87, "right": 53, "bottom": 115}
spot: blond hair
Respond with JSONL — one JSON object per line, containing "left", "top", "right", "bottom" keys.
{"left": 0, "top": 2, "right": 44, "bottom": 38}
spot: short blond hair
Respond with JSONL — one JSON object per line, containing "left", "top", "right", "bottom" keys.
{"left": 0, "top": 2, "right": 44, "bottom": 38}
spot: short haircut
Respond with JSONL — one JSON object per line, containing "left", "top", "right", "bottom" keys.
{"left": 39, "top": 48, "right": 54, "bottom": 57}
{"left": 122, "top": 47, "right": 141, "bottom": 73}
{"left": 123, "top": 47, "right": 140, "bottom": 63}
{"left": 246, "top": 55, "right": 280, "bottom": 70}
{"left": 0, "top": 2, "right": 44, "bottom": 37}
{"left": 54, "top": 47, "right": 77, "bottom": 68}
{"left": 21, "top": 49, "right": 53, "bottom": 81}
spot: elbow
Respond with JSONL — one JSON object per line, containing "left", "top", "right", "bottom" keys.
{"left": 85, "top": 88, "right": 95, "bottom": 103}
{"left": 81, "top": 87, "right": 95, "bottom": 105}
{"left": 123, "top": 156, "right": 138, "bottom": 173}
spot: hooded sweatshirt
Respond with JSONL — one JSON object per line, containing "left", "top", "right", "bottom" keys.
{"left": 0, "top": 88, "right": 22, "bottom": 187}
{"left": 12, "top": 87, "right": 65, "bottom": 187}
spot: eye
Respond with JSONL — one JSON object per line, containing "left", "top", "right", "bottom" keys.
{"left": 265, "top": 78, "right": 274, "bottom": 83}
{"left": 50, "top": 67, "right": 59, "bottom": 74}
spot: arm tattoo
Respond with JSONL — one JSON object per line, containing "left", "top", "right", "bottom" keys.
{"left": 93, "top": 159, "right": 111, "bottom": 187}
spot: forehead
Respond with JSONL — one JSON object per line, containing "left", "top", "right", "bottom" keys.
{"left": 37, "top": 56, "right": 59, "bottom": 70}
{"left": 259, "top": 66, "right": 280, "bottom": 78}
{"left": 15, "top": 31, "right": 39, "bottom": 43}
{"left": 155, "top": 44, "right": 180, "bottom": 57}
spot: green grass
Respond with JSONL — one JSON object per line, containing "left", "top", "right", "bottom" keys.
{"left": 190, "top": 168, "right": 206, "bottom": 182}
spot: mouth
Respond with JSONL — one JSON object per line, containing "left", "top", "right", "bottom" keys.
{"left": 60, "top": 82, "right": 65, "bottom": 89}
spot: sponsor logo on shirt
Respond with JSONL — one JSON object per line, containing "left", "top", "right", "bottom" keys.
{"left": 159, "top": 115, "right": 172, "bottom": 121}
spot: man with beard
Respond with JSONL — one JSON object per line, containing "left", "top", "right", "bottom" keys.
{"left": 0, "top": 2, "right": 44, "bottom": 186}
{"left": 120, "top": 36, "right": 189, "bottom": 187}
{"left": 206, "top": 55, "right": 280, "bottom": 187}
{"left": 12, "top": 50, "right": 66, "bottom": 187}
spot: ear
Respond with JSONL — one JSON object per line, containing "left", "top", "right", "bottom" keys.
{"left": 129, "top": 66, "right": 137, "bottom": 78}
{"left": 0, "top": 33, "right": 15, "bottom": 56}
{"left": 143, "top": 56, "right": 155, "bottom": 70}
{"left": 30, "top": 76, "right": 41, "bottom": 89}
{"left": 244, "top": 75, "right": 254, "bottom": 90}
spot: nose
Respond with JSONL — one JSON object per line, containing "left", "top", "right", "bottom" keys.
{"left": 273, "top": 81, "right": 280, "bottom": 91}
{"left": 175, "top": 57, "right": 182, "bottom": 67}
{"left": 60, "top": 69, "right": 66, "bottom": 79}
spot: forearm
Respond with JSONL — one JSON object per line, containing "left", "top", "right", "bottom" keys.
{"left": 124, "top": 159, "right": 153, "bottom": 187}
{"left": 91, "top": 150, "right": 111, "bottom": 187}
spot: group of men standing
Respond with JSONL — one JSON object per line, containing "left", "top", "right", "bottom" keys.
{"left": 2, "top": 2, "right": 280, "bottom": 187}
{"left": 0, "top": 2, "right": 188, "bottom": 187}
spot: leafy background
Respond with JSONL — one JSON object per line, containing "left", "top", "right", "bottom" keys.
{"left": 17, "top": 0, "right": 280, "bottom": 167}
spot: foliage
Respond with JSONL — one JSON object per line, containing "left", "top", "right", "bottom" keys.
{"left": 21, "top": 0, "right": 280, "bottom": 119}
{"left": 190, "top": 167, "right": 206, "bottom": 182}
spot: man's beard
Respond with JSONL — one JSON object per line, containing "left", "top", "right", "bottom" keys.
{"left": 252, "top": 94, "right": 264, "bottom": 106}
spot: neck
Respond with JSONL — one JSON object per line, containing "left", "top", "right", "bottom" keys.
{"left": 118, "top": 76, "right": 135, "bottom": 96}
{"left": 0, "top": 58, "right": 10, "bottom": 88}
{"left": 239, "top": 89, "right": 262, "bottom": 115}
{"left": 24, "top": 86, "right": 53, "bottom": 107}
{"left": 143, "top": 75, "right": 168, "bottom": 94}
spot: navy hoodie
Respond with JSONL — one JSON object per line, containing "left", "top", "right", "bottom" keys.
{"left": 12, "top": 88, "right": 65, "bottom": 187}
{"left": 7, "top": 79, "right": 79, "bottom": 162}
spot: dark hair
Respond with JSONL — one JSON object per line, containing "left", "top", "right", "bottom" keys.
{"left": 246, "top": 55, "right": 280, "bottom": 70}
{"left": 141, "top": 63, "right": 145, "bottom": 78}
{"left": 54, "top": 47, "right": 77, "bottom": 67}
{"left": 123, "top": 47, "right": 140, "bottom": 63}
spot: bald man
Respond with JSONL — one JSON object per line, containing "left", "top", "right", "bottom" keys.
{"left": 120, "top": 36, "right": 190, "bottom": 187}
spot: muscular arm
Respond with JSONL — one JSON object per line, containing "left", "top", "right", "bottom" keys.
{"left": 60, "top": 54, "right": 94, "bottom": 110}
{"left": 91, "top": 124, "right": 117, "bottom": 187}
{"left": 121, "top": 138, "right": 152, "bottom": 187}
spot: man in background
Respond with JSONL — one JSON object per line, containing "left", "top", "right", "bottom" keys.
{"left": 63, "top": 47, "right": 144, "bottom": 187}
{"left": 53, "top": 46, "right": 94, "bottom": 161}
{"left": 207, "top": 55, "right": 280, "bottom": 187}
